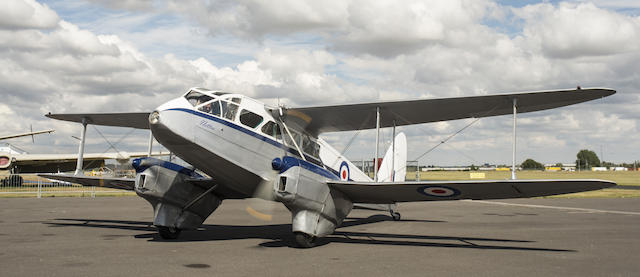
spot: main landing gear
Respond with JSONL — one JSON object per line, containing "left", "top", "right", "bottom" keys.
{"left": 158, "top": 226, "right": 182, "bottom": 239}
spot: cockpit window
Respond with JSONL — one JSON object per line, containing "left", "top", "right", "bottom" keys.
{"left": 302, "top": 136, "right": 321, "bottom": 159}
{"left": 213, "top": 92, "right": 230, "bottom": 96}
{"left": 239, "top": 110, "right": 263, "bottom": 128}
{"left": 198, "top": 100, "right": 221, "bottom": 116}
{"left": 231, "top": 97, "right": 242, "bottom": 104}
{"left": 221, "top": 101, "right": 239, "bottom": 121}
{"left": 185, "top": 90, "right": 213, "bottom": 106}
{"left": 261, "top": 121, "right": 282, "bottom": 140}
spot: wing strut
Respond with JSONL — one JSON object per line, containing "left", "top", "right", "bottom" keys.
{"left": 511, "top": 98, "right": 517, "bottom": 180}
{"left": 74, "top": 118, "right": 88, "bottom": 176}
{"left": 147, "top": 131, "right": 153, "bottom": 157}
{"left": 374, "top": 106, "right": 380, "bottom": 182}
{"left": 391, "top": 120, "right": 396, "bottom": 182}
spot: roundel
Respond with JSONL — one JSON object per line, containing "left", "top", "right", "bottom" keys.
{"left": 417, "top": 185, "right": 460, "bottom": 197}
{"left": 339, "top": 161, "right": 350, "bottom": 181}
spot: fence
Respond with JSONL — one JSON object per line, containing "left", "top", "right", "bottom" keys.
{"left": 0, "top": 174, "right": 135, "bottom": 197}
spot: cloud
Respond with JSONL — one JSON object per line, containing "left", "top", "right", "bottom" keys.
{"left": 515, "top": 2, "right": 640, "bottom": 59}
{"left": 0, "top": 0, "right": 59, "bottom": 30}
{"left": 86, "top": 0, "right": 154, "bottom": 11}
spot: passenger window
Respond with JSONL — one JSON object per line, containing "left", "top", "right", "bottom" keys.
{"left": 239, "top": 110, "right": 263, "bottom": 128}
{"left": 221, "top": 101, "right": 239, "bottom": 121}
{"left": 198, "top": 101, "right": 221, "bottom": 116}
{"left": 261, "top": 121, "right": 282, "bottom": 140}
{"left": 185, "top": 90, "right": 213, "bottom": 106}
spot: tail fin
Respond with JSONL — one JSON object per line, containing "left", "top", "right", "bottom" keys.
{"left": 376, "top": 132, "right": 407, "bottom": 182}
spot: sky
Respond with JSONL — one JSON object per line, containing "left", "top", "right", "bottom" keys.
{"left": 0, "top": 0, "right": 638, "bottom": 166}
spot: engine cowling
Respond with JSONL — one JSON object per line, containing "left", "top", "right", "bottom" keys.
{"left": 132, "top": 157, "right": 221, "bottom": 231}
{"left": 273, "top": 157, "right": 352, "bottom": 237}
{"left": 0, "top": 155, "right": 12, "bottom": 170}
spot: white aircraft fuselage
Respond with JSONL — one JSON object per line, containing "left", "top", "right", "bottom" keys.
{"left": 150, "top": 89, "right": 367, "bottom": 196}
{"left": 146, "top": 88, "right": 367, "bottom": 243}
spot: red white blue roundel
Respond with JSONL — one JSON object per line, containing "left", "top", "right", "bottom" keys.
{"left": 339, "top": 161, "right": 350, "bottom": 181}
{"left": 418, "top": 185, "right": 460, "bottom": 197}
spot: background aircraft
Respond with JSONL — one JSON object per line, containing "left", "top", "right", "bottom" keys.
{"left": 0, "top": 129, "right": 54, "bottom": 141}
{"left": 41, "top": 87, "right": 616, "bottom": 247}
{"left": 0, "top": 128, "right": 166, "bottom": 187}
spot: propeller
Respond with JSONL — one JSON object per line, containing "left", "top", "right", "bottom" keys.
{"left": 245, "top": 174, "right": 279, "bottom": 222}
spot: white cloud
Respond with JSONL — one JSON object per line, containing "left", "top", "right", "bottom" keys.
{"left": 85, "top": 0, "right": 154, "bottom": 11}
{"left": 515, "top": 2, "right": 640, "bottom": 58}
{"left": 0, "top": 0, "right": 59, "bottom": 30}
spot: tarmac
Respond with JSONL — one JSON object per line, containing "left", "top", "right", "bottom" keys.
{"left": 1, "top": 196, "right": 639, "bottom": 276}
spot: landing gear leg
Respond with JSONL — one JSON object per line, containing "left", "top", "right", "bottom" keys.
{"left": 157, "top": 226, "right": 182, "bottom": 239}
{"left": 294, "top": 232, "right": 317, "bottom": 248}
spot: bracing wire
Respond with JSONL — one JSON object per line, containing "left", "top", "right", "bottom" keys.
{"left": 412, "top": 116, "right": 482, "bottom": 162}
{"left": 82, "top": 127, "right": 137, "bottom": 170}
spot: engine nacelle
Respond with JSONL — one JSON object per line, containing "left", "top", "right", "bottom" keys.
{"left": 132, "top": 158, "right": 221, "bottom": 230}
{"left": 273, "top": 157, "right": 352, "bottom": 237}
{"left": 0, "top": 155, "right": 12, "bottom": 170}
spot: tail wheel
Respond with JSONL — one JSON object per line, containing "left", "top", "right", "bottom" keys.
{"left": 157, "top": 226, "right": 181, "bottom": 239}
{"left": 294, "top": 232, "right": 317, "bottom": 248}
{"left": 391, "top": 211, "right": 401, "bottom": 221}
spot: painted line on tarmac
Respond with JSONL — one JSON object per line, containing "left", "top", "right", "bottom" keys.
{"left": 465, "top": 200, "right": 640, "bottom": 216}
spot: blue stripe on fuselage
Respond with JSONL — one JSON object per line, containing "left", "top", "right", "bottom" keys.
{"left": 165, "top": 108, "right": 340, "bottom": 178}
{"left": 280, "top": 156, "right": 339, "bottom": 180}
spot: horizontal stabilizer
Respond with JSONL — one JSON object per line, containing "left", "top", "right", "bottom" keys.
{"left": 46, "top": 112, "right": 150, "bottom": 129}
{"left": 38, "top": 174, "right": 135, "bottom": 191}
{"left": 328, "top": 179, "right": 616, "bottom": 204}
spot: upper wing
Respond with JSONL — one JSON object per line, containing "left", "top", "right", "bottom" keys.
{"left": 328, "top": 179, "right": 616, "bottom": 204}
{"left": 45, "top": 112, "right": 150, "bottom": 129}
{"left": 39, "top": 173, "right": 135, "bottom": 190}
{"left": 13, "top": 151, "right": 166, "bottom": 162}
{"left": 286, "top": 88, "right": 614, "bottom": 135}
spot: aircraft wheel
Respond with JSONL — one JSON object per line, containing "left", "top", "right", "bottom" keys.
{"left": 294, "top": 232, "right": 317, "bottom": 248}
{"left": 391, "top": 212, "right": 401, "bottom": 221}
{"left": 157, "top": 226, "right": 181, "bottom": 239}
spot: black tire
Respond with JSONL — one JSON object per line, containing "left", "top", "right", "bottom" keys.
{"left": 294, "top": 232, "right": 317, "bottom": 248}
{"left": 391, "top": 212, "right": 401, "bottom": 221}
{"left": 157, "top": 226, "right": 181, "bottom": 239}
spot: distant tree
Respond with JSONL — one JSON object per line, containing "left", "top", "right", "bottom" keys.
{"left": 470, "top": 164, "right": 479, "bottom": 171}
{"left": 555, "top": 163, "right": 563, "bottom": 167}
{"left": 521, "top": 158, "right": 544, "bottom": 170}
{"left": 576, "top": 149, "right": 600, "bottom": 170}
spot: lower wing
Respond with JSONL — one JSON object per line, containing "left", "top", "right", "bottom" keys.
{"left": 38, "top": 174, "right": 135, "bottom": 190}
{"left": 328, "top": 179, "right": 615, "bottom": 204}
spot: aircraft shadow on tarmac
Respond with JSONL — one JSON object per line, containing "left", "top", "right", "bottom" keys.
{"left": 46, "top": 215, "right": 573, "bottom": 252}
